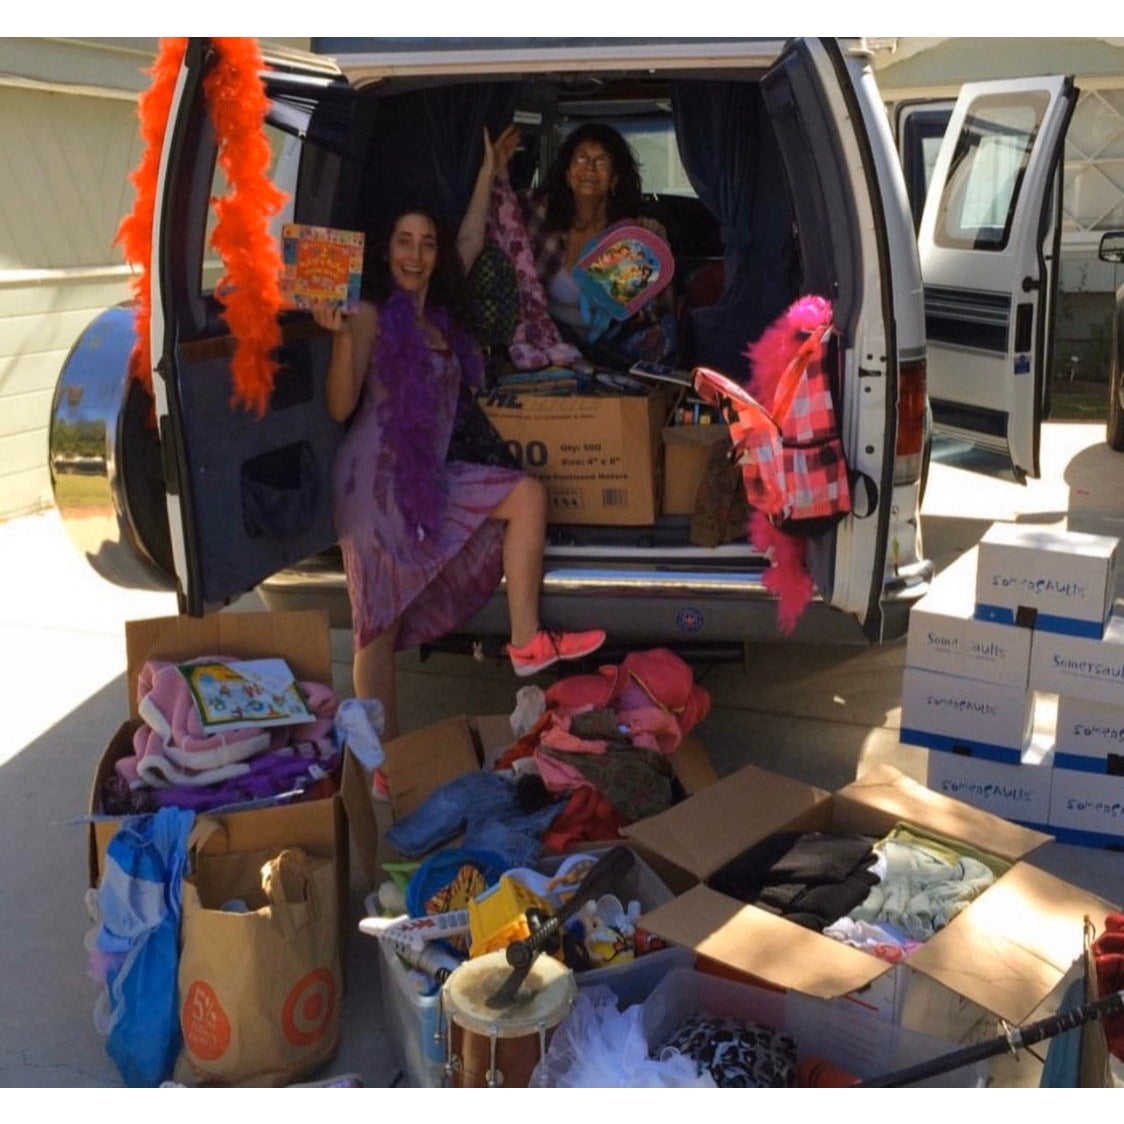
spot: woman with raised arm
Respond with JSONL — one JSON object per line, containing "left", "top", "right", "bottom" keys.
{"left": 459, "top": 121, "right": 674, "bottom": 366}
{"left": 313, "top": 203, "right": 604, "bottom": 740}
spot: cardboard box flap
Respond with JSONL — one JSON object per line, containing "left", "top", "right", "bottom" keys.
{"left": 624, "top": 762, "right": 829, "bottom": 879}
{"left": 638, "top": 884, "right": 889, "bottom": 1000}
{"left": 474, "top": 714, "right": 516, "bottom": 770}
{"left": 383, "top": 715, "right": 480, "bottom": 820}
{"left": 672, "top": 734, "right": 719, "bottom": 797}
{"left": 837, "top": 764, "right": 1052, "bottom": 864}
{"left": 907, "top": 863, "right": 1117, "bottom": 1026}
{"left": 124, "top": 610, "right": 333, "bottom": 717}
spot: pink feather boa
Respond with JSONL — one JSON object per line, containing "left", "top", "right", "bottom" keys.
{"left": 743, "top": 295, "right": 833, "bottom": 634}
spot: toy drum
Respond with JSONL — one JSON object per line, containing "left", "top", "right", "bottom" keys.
{"left": 440, "top": 950, "right": 576, "bottom": 1087}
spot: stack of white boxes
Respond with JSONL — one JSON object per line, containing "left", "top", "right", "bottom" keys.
{"left": 901, "top": 522, "right": 1120, "bottom": 842}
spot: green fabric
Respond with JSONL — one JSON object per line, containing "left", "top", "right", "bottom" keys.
{"left": 882, "top": 821, "right": 1011, "bottom": 881}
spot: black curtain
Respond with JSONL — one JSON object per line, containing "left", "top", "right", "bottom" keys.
{"left": 357, "top": 83, "right": 518, "bottom": 247}
{"left": 672, "top": 81, "right": 795, "bottom": 378}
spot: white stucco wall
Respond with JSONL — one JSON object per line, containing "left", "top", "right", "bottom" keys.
{"left": 0, "top": 39, "right": 153, "bottom": 519}
{"left": 0, "top": 37, "right": 309, "bottom": 522}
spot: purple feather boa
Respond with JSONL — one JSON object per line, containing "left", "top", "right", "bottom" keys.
{"left": 373, "top": 287, "right": 483, "bottom": 538}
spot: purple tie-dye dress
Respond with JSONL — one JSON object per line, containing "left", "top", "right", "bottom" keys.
{"left": 333, "top": 345, "right": 524, "bottom": 653}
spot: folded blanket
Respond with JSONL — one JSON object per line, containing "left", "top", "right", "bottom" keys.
{"left": 117, "top": 657, "right": 338, "bottom": 791}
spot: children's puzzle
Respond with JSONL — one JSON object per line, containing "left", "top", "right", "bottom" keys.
{"left": 179, "top": 658, "right": 315, "bottom": 732}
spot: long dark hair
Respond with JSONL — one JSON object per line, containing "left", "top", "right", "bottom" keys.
{"left": 365, "top": 202, "right": 471, "bottom": 326}
{"left": 541, "top": 122, "right": 644, "bottom": 233}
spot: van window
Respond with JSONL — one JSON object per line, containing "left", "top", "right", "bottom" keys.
{"left": 612, "top": 118, "right": 696, "bottom": 198}
{"left": 899, "top": 105, "right": 952, "bottom": 232}
{"left": 933, "top": 91, "right": 1048, "bottom": 252}
{"left": 200, "top": 120, "right": 295, "bottom": 296}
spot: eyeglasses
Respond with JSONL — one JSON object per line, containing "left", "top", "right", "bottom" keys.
{"left": 571, "top": 153, "right": 611, "bottom": 171}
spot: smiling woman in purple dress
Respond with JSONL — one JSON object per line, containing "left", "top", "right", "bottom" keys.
{"left": 312, "top": 205, "right": 604, "bottom": 739}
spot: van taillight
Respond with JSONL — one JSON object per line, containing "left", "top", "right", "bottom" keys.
{"left": 895, "top": 357, "right": 927, "bottom": 484}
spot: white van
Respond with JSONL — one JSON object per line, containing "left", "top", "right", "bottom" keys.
{"left": 49, "top": 38, "right": 1075, "bottom": 657}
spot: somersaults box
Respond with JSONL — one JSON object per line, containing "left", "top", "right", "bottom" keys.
{"left": 974, "top": 523, "right": 1118, "bottom": 639}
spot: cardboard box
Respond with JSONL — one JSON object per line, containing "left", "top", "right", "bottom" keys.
{"left": 926, "top": 734, "right": 1054, "bottom": 830}
{"left": 974, "top": 522, "right": 1118, "bottom": 638}
{"left": 626, "top": 763, "right": 1114, "bottom": 1041}
{"left": 661, "top": 423, "right": 730, "bottom": 516}
{"left": 87, "top": 612, "right": 382, "bottom": 954}
{"left": 905, "top": 548, "right": 1032, "bottom": 688}
{"left": 382, "top": 714, "right": 718, "bottom": 826}
{"left": 1029, "top": 611, "right": 1124, "bottom": 707}
{"left": 899, "top": 665, "right": 1034, "bottom": 763}
{"left": 1048, "top": 756, "right": 1124, "bottom": 846}
{"left": 639, "top": 968, "right": 987, "bottom": 1087}
{"left": 481, "top": 389, "right": 671, "bottom": 525}
{"left": 1055, "top": 694, "right": 1124, "bottom": 769}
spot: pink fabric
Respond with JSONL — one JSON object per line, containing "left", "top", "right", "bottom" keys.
{"left": 135, "top": 657, "right": 277, "bottom": 758}
{"left": 119, "top": 656, "right": 340, "bottom": 790}
{"left": 127, "top": 724, "right": 256, "bottom": 789}
{"left": 545, "top": 647, "right": 711, "bottom": 748}
{"left": 533, "top": 749, "right": 592, "bottom": 795}
{"left": 487, "top": 173, "right": 587, "bottom": 371}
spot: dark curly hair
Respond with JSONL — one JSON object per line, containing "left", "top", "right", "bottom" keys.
{"left": 540, "top": 122, "right": 645, "bottom": 233}
{"left": 365, "top": 201, "right": 471, "bottom": 326}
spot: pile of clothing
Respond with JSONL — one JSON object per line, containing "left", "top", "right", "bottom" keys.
{"left": 101, "top": 656, "right": 340, "bottom": 816}
{"left": 709, "top": 821, "right": 1009, "bottom": 963}
{"left": 385, "top": 648, "right": 711, "bottom": 863}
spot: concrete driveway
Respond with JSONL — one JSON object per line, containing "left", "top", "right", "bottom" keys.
{"left": 1, "top": 420, "right": 1121, "bottom": 1088}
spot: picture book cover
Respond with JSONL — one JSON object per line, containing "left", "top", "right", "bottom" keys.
{"left": 178, "top": 658, "right": 315, "bottom": 733}
{"left": 572, "top": 221, "right": 675, "bottom": 341}
{"left": 280, "top": 223, "right": 365, "bottom": 313}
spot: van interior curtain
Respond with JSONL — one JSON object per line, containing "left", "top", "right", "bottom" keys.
{"left": 671, "top": 80, "right": 795, "bottom": 378}
{"left": 358, "top": 83, "right": 518, "bottom": 244}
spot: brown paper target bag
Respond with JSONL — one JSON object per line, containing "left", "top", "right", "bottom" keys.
{"left": 175, "top": 834, "right": 341, "bottom": 1086}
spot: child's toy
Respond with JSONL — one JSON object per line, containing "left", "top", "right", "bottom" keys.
{"left": 572, "top": 221, "right": 675, "bottom": 342}
{"left": 575, "top": 893, "right": 642, "bottom": 968}
{"left": 468, "top": 875, "right": 556, "bottom": 959}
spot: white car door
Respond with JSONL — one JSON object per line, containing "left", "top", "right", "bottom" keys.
{"left": 918, "top": 76, "right": 1076, "bottom": 481}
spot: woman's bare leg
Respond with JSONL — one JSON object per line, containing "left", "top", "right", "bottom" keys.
{"left": 353, "top": 618, "right": 403, "bottom": 741}
{"left": 489, "top": 475, "right": 547, "bottom": 648}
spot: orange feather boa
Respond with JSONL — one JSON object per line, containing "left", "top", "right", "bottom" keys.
{"left": 116, "top": 38, "right": 286, "bottom": 416}
{"left": 115, "top": 37, "right": 187, "bottom": 390}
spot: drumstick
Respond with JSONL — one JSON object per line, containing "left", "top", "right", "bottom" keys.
{"left": 486, "top": 846, "right": 635, "bottom": 1009}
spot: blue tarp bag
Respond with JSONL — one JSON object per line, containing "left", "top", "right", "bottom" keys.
{"left": 88, "top": 807, "right": 195, "bottom": 1086}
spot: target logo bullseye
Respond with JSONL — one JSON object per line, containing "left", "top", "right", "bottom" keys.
{"left": 282, "top": 968, "right": 337, "bottom": 1046}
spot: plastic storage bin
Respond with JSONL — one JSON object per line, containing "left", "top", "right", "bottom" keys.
{"left": 374, "top": 846, "right": 684, "bottom": 1088}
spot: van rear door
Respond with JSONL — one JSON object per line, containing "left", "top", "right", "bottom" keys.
{"left": 150, "top": 39, "right": 356, "bottom": 614}
{"left": 917, "top": 76, "right": 1076, "bottom": 481}
{"left": 763, "top": 38, "right": 909, "bottom": 638}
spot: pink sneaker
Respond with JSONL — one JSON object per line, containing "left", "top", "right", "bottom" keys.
{"left": 507, "top": 628, "right": 607, "bottom": 677}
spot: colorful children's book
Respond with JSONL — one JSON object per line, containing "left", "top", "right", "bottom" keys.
{"left": 280, "top": 223, "right": 365, "bottom": 313}
{"left": 178, "top": 658, "right": 315, "bottom": 733}
{"left": 572, "top": 221, "right": 675, "bottom": 342}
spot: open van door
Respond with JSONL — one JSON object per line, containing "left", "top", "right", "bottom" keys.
{"left": 150, "top": 39, "right": 356, "bottom": 614}
{"left": 918, "top": 76, "right": 1076, "bottom": 481}
{"left": 763, "top": 38, "right": 915, "bottom": 639}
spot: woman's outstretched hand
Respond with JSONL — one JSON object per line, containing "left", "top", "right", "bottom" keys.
{"left": 310, "top": 301, "right": 348, "bottom": 334}
{"left": 481, "top": 123, "right": 521, "bottom": 182}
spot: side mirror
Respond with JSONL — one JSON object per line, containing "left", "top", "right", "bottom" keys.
{"left": 1098, "top": 231, "right": 1124, "bottom": 265}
